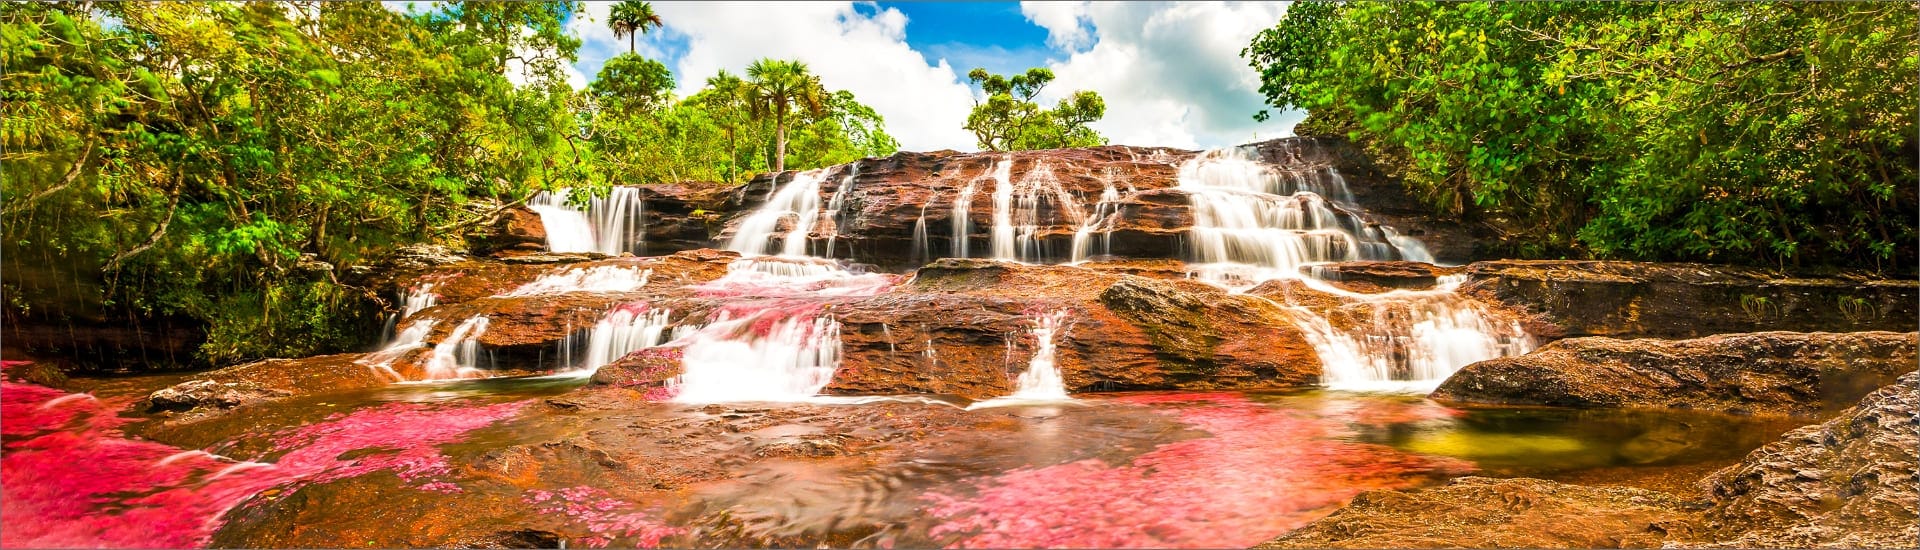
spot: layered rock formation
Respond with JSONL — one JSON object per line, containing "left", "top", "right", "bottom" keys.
{"left": 1431, "top": 331, "right": 1917, "bottom": 416}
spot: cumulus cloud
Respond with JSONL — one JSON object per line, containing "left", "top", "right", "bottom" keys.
{"left": 1021, "top": 1, "right": 1298, "bottom": 149}
{"left": 583, "top": 1, "right": 981, "bottom": 152}
{"left": 1018, "top": 2, "right": 1092, "bottom": 52}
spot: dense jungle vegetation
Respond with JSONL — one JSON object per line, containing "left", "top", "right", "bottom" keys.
{"left": 1245, "top": 1, "right": 1917, "bottom": 272}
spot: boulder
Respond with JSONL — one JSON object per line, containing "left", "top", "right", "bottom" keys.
{"left": 465, "top": 206, "right": 548, "bottom": 256}
{"left": 1690, "top": 371, "right": 1919, "bottom": 548}
{"left": 1304, "top": 261, "right": 1464, "bottom": 292}
{"left": 1465, "top": 260, "right": 1919, "bottom": 339}
{"left": 145, "top": 353, "right": 380, "bottom": 412}
{"left": 1430, "top": 331, "right": 1917, "bottom": 416}
{"left": 1256, "top": 477, "right": 1697, "bottom": 548}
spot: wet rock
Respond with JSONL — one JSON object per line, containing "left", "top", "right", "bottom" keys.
{"left": 1690, "top": 371, "right": 1920, "bottom": 548}
{"left": 590, "top": 347, "right": 683, "bottom": 396}
{"left": 1245, "top": 137, "right": 1487, "bottom": 263}
{"left": 634, "top": 183, "right": 735, "bottom": 255}
{"left": 454, "top": 529, "right": 564, "bottom": 549}
{"left": 464, "top": 206, "right": 549, "bottom": 257}
{"left": 1431, "top": 331, "right": 1917, "bottom": 416}
{"left": 1256, "top": 477, "right": 1698, "bottom": 548}
{"left": 1, "top": 358, "right": 69, "bottom": 388}
{"left": 753, "top": 434, "right": 853, "bottom": 458}
{"left": 826, "top": 260, "right": 1322, "bottom": 399}
{"left": 1465, "top": 260, "right": 1920, "bottom": 339}
{"left": 144, "top": 353, "right": 381, "bottom": 412}
{"left": 1305, "top": 261, "right": 1463, "bottom": 292}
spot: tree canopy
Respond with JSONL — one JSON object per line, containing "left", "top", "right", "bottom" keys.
{"left": 963, "top": 67, "right": 1107, "bottom": 151}
{"left": 1246, "top": 1, "right": 1917, "bottom": 273}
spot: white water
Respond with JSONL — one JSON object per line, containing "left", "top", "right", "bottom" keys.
{"left": 528, "top": 187, "right": 645, "bottom": 255}
{"left": 1179, "top": 146, "right": 1527, "bottom": 391}
{"left": 1070, "top": 181, "right": 1123, "bottom": 263}
{"left": 400, "top": 283, "right": 438, "bottom": 318}
{"left": 1008, "top": 309, "right": 1071, "bottom": 399}
{"left": 421, "top": 316, "right": 490, "bottom": 381}
{"left": 505, "top": 266, "right": 651, "bottom": 296}
{"left": 1180, "top": 147, "right": 1433, "bottom": 286}
{"left": 669, "top": 311, "right": 844, "bottom": 403}
{"left": 727, "top": 169, "right": 832, "bottom": 257}
{"left": 951, "top": 158, "right": 1009, "bottom": 259}
{"left": 361, "top": 320, "right": 435, "bottom": 381}
{"left": 557, "top": 306, "right": 674, "bottom": 374}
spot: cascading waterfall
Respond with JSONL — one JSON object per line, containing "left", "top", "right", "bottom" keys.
{"left": 506, "top": 266, "right": 651, "bottom": 296}
{"left": 422, "top": 316, "right": 490, "bottom": 381}
{"left": 1179, "top": 146, "right": 1528, "bottom": 390}
{"left": 528, "top": 187, "right": 645, "bottom": 255}
{"left": 400, "top": 283, "right": 438, "bottom": 318}
{"left": 360, "top": 320, "right": 436, "bottom": 381}
{"left": 1179, "top": 147, "right": 1433, "bottom": 287}
{"left": 950, "top": 158, "right": 1009, "bottom": 259}
{"left": 727, "top": 169, "right": 832, "bottom": 257}
{"left": 669, "top": 310, "right": 843, "bottom": 403}
{"left": 823, "top": 162, "right": 860, "bottom": 258}
{"left": 1070, "top": 182, "right": 1123, "bottom": 263}
{"left": 558, "top": 306, "right": 673, "bottom": 374}
{"left": 1007, "top": 161, "right": 1085, "bottom": 263}
{"left": 1008, "top": 309, "right": 1071, "bottom": 400}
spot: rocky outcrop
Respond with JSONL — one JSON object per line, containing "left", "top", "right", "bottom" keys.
{"left": 1264, "top": 374, "right": 1919, "bottom": 549}
{"left": 1691, "top": 371, "right": 1919, "bottom": 548}
{"left": 1246, "top": 138, "right": 1488, "bottom": 263}
{"left": 1430, "top": 331, "right": 1917, "bottom": 416}
{"left": 144, "top": 353, "right": 385, "bottom": 413}
{"left": 465, "top": 206, "right": 548, "bottom": 256}
{"left": 632, "top": 183, "right": 732, "bottom": 255}
{"left": 1465, "top": 260, "right": 1919, "bottom": 339}
{"left": 1305, "top": 261, "right": 1464, "bottom": 292}
{"left": 1256, "top": 477, "right": 1697, "bottom": 548}
{"left": 720, "top": 138, "right": 1476, "bottom": 269}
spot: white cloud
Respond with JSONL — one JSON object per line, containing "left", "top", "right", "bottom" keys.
{"left": 611, "top": 1, "right": 979, "bottom": 152}
{"left": 1019, "top": 2, "right": 1092, "bottom": 52}
{"left": 1022, "top": 1, "right": 1297, "bottom": 149}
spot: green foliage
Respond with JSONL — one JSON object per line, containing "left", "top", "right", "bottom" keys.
{"left": 589, "top": 53, "right": 674, "bottom": 113}
{"left": 964, "top": 67, "right": 1107, "bottom": 151}
{"left": 2, "top": 1, "right": 585, "bottom": 364}
{"left": 607, "top": 0, "right": 662, "bottom": 55}
{"left": 1245, "top": 1, "right": 1916, "bottom": 272}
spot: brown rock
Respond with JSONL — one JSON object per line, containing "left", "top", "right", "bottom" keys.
{"left": 1431, "top": 331, "right": 1917, "bottom": 416}
{"left": 1689, "top": 371, "right": 1920, "bottom": 548}
{"left": 465, "top": 206, "right": 548, "bottom": 256}
{"left": 1256, "top": 477, "right": 1698, "bottom": 549}
{"left": 1305, "top": 261, "right": 1464, "bottom": 292}
{"left": 1465, "top": 260, "right": 1919, "bottom": 339}
{"left": 144, "top": 353, "right": 381, "bottom": 412}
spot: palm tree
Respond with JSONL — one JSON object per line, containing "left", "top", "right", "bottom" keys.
{"left": 703, "top": 70, "right": 750, "bottom": 182}
{"left": 745, "top": 58, "right": 827, "bottom": 173}
{"left": 608, "top": 1, "right": 663, "bottom": 55}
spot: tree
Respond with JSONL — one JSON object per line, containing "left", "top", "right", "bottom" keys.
{"left": 963, "top": 67, "right": 1107, "bottom": 151}
{"left": 698, "top": 70, "right": 751, "bottom": 182}
{"left": 588, "top": 53, "right": 675, "bottom": 113}
{"left": 607, "top": 0, "right": 662, "bottom": 55}
{"left": 745, "top": 58, "right": 827, "bottom": 173}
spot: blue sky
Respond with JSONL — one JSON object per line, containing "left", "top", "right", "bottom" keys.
{"left": 547, "top": 2, "right": 1304, "bottom": 151}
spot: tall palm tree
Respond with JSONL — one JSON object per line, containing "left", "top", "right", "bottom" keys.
{"left": 704, "top": 70, "right": 754, "bottom": 182}
{"left": 745, "top": 58, "right": 827, "bottom": 173}
{"left": 608, "top": 1, "right": 662, "bottom": 55}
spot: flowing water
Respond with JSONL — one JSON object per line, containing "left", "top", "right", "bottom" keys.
{"left": 1, "top": 369, "right": 1804, "bottom": 548}
{"left": 529, "top": 187, "right": 645, "bottom": 255}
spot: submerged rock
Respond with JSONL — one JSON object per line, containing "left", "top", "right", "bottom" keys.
{"left": 1430, "top": 331, "right": 1917, "bottom": 416}
{"left": 1465, "top": 260, "right": 1919, "bottom": 339}
{"left": 1256, "top": 477, "right": 1697, "bottom": 548}
{"left": 144, "top": 353, "right": 385, "bottom": 413}
{"left": 1690, "top": 371, "right": 1920, "bottom": 548}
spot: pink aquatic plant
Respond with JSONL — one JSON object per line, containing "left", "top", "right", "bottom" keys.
{"left": 525, "top": 485, "right": 685, "bottom": 548}
{"left": 921, "top": 393, "right": 1474, "bottom": 548}
{"left": 1, "top": 379, "right": 526, "bottom": 548}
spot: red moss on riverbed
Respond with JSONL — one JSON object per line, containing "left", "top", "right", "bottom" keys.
{"left": 921, "top": 394, "right": 1473, "bottom": 548}
{"left": 1, "top": 377, "right": 526, "bottom": 548}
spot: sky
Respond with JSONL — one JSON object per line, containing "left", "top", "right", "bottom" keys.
{"left": 497, "top": 1, "right": 1309, "bottom": 152}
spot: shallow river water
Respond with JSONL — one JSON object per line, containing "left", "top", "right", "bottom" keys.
{"left": 2, "top": 370, "right": 1800, "bottom": 548}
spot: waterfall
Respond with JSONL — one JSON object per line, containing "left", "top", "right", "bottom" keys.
{"left": 1179, "top": 146, "right": 1527, "bottom": 391}
{"left": 726, "top": 169, "right": 832, "bottom": 257}
{"left": 422, "top": 317, "right": 490, "bottom": 381}
{"left": 668, "top": 310, "right": 843, "bottom": 403}
{"left": 823, "top": 162, "right": 860, "bottom": 258}
{"left": 1279, "top": 276, "right": 1535, "bottom": 392}
{"left": 951, "top": 160, "right": 1003, "bottom": 259}
{"left": 360, "top": 320, "right": 436, "bottom": 381}
{"left": 1070, "top": 182, "right": 1123, "bottom": 263}
{"left": 989, "top": 156, "right": 1017, "bottom": 260}
{"left": 528, "top": 187, "right": 645, "bottom": 255}
{"left": 1179, "top": 147, "right": 1432, "bottom": 286}
{"left": 400, "top": 283, "right": 438, "bottom": 318}
{"left": 505, "top": 266, "right": 651, "bottom": 296}
{"left": 559, "top": 306, "right": 673, "bottom": 373}
{"left": 1008, "top": 309, "right": 1071, "bottom": 400}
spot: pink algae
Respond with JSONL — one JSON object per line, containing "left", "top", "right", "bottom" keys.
{"left": 524, "top": 485, "right": 685, "bottom": 548}
{"left": 920, "top": 394, "right": 1474, "bottom": 548}
{"left": 2, "top": 379, "right": 526, "bottom": 548}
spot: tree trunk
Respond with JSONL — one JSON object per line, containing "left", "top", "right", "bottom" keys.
{"left": 628, "top": 34, "right": 635, "bottom": 55}
{"left": 774, "top": 114, "right": 788, "bottom": 173}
